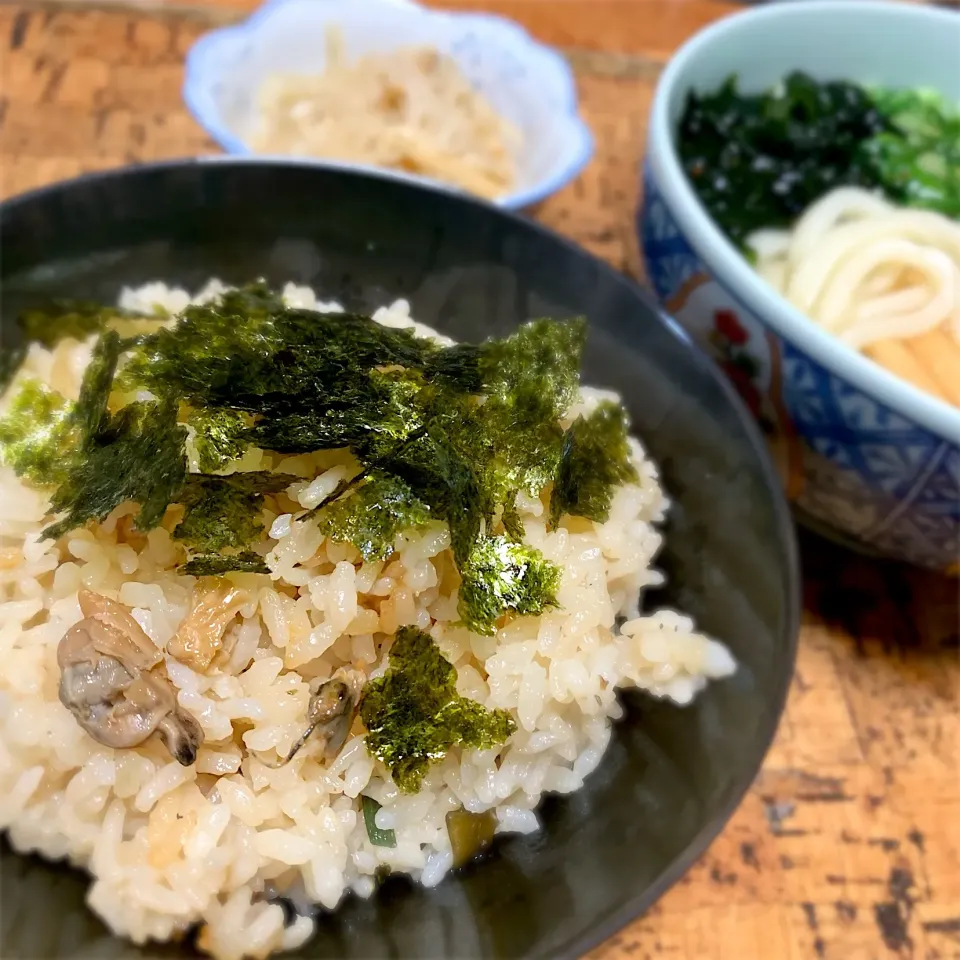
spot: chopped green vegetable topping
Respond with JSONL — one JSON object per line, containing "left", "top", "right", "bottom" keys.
{"left": 180, "top": 550, "right": 270, "bottom": 576}
{"left": 481, "top": 317, "right": 585, "bottom": 414}
{"left": 174, "top": 472, "right": 294, "bottom": 554}
{"left": 44, "top": 397, "right": 187, "bottom": 541}
{"left": 315, "top": 471, "right": 431, "bottom": 561}
{"left": 863, "top": 87, "right": 960, "bottom": 218}
{"left": 360, "top": 626, "right": 516, "bottom": 793}
{"left": 120, "top": 282, "right": 437, "bottom": 412}
{"left": 361, "top": 795, "right": 397, "bottom": 848}
{"left": 0, "top": 378, "right": 78, "bottom": 486}
{"left": 188, "top": 408, "right": 250, "bottom": 473}
{"left": 678, "top": 71, "right": 960, "bottom": 248}
{"left": 248, "top": 368, "right": 427, "bottom": 458}
{"left": 458, "top": 535, "right": 561, "bottom": 635}
{"left": 549, "top": 401, "right": 638, "bottom": 529}
{"left": 73, "top": 330, "right": 121, "bottom": 450}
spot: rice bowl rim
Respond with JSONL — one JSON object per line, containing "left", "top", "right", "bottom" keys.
{"left": 0, "top": 157, "right": 801, "bottom": 959}
{"left": 647, "top": 0, "right": 960, "bottom": 443}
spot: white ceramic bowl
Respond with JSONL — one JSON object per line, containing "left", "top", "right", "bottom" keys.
{"left": 183, "top": 0, "right": 594, "bottom": 209}
{"left": 640, "top": 0, "right": 960, "bottom": 572}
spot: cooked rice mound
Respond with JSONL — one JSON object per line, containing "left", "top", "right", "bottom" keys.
{"left": 0, "top": 283, "right": 736, "bottom": 960}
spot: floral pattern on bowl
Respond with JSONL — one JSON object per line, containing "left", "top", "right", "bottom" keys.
{"left": 639, "top": 165, "right": 960, "bottom": 573}
{"left": 182, "top": 0, "right": 594, "bottom": 209}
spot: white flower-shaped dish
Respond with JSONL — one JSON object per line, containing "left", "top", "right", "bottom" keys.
{"left": 183, "top": 0, "right": 594, "bottom": 209}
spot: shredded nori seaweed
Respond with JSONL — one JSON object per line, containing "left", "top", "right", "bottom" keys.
{"left": 44, "top": 397, "right": 187, "bottom": 541}
{"left": 359, "top": 626, "right": 517, "bottom": 793}
{"left": 549, "top": 401, "right": 638, "bottom": 529}
{"left": 678, "top": 71, "right": 893, "bottom": 248}
{"left": 188, "top": 408, "right": 250, "bottom": 473}
{"left": 458, "top": 535, "right": 561, "bottom": 636}
{"left": 174, "top": 472, "right": 295, "bottom": 554}
{"left": 0, "top": 378, "right": 78, "bottom": 487}
{"left": 180, "top": 550, "right": 271, "bottom": 577}
{"left": 314, "top": 471, "right": 431, "bottom": 562}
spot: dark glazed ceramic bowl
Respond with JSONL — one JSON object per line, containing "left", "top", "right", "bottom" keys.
{"left": 0, "top": 160, "right": 799, "bottom": 960}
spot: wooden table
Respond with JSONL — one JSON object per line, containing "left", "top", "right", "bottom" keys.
{"left": 1, "top": 1, "right": 958, "bottom": 957}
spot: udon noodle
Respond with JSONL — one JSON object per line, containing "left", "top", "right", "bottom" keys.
{"left": 749, "top": 187, "right": 960, "bottom": 407}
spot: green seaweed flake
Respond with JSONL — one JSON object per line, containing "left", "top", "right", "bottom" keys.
{"left": 315, "top": 471, "right": 431, "bottom": 561}
{"left": 458, "top": 535, "right": 561, "bottom": 635}
{"left": 359, "top": 626, "right": 516, "bottom": 793}
{"left": 173, "top": 471, "right": 295, "bottom": 554}
{"left": 549, "top": 401, "right": 638, "bottom": 529}
{"left": 375, "top": 420, "right": 485, "bottom": 567}
{"left": 249, "top": 368, "right": 428, "bottom": 458}
{"left": 120, "top": 282, "right": 438, "bottom": 412}
{"left": 188, "top": 408, "right": 251, "bottom": 473}
{"left": 864, "top": 87, "right": 960, "bottom": 218}
{"left": 44, "top": 397, "right": 187, "bottom": 541}
{"left": 481, "top": 317, "right": 586, "bottom": 415}
{"left": 73, "top": 331, "right": 122, "bottom": 450}
{"left": 476, "top": 318, "right": 586, "bottom": 501}
{"left": 180, "top": 550, "right": 270, "bottom": 576}
{"left": 0, "top": 378, "right": 78, "bottom": 487}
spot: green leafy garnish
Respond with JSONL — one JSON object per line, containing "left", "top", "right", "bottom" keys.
{"left": 248, "top": 368, "right": 427, "bottom": 458}
{"left": 549, "top": 401, "right": 638, "bottom": 529}
{"left": 458, "top": 536, "right": 561, "bottom": 635}
{"left": 120, "top": 283, "right": 437, "bottom": 412}
{"left": 0, "top": 378, "right": 78, "bottom": 486}
{"left": 360, "top": 626, "right": 516, "bottom": 793}
{"left": 679, "top": 72, "right": 960, "bottom": 248}
{"left": 44, "top": 398, "right": 187, "bottom": 541}
{"left": 188, "top": 408, "right": 250, "bottom": 472}
{"left": 481, "top": 317, "right": 584, "bottom": 413}
{"left": 864, "top": 87, "right": 960, "bottom": 218}
{"left": 678, "top": 71, "right": 892, "bottom": 248}
{"left": 180, "top": 550, "right": 270, "bottom": 577}
{"left": 361, "top": 795, "right": 397, "bottom": 848}
{"left": 478, "top": 317, "right": 586, "bottom": 502}
{"left": 315, "top": 471, "right": 431, "bottom": 561}
{"left": 174, "top": 472, "right": 294, "bottom": 554}
{"left": 73, "top": 330, "right": 121, "bottom": 450}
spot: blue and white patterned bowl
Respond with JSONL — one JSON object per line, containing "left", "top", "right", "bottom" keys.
{"left": 183, "top": 0, "right": 593, "bottom": 209}
{"left": 640, "top": 0, "right": 960, "bottom": 573}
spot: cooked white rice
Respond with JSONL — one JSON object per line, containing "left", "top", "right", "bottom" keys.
{"left": 0, "top": 282, "right": 736, "bottom": 960}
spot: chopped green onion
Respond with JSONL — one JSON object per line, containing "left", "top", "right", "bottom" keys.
{"left": 361, "top": 795, "right": 397, "bottom": 848}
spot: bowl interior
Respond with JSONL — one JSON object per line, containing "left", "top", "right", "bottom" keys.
{"left": 0, "top": 161, "right": 798, "bottom": 960}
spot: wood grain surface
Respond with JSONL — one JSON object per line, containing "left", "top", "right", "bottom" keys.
{"left": 0, "top": 2, "right": 958, "bottom": 959}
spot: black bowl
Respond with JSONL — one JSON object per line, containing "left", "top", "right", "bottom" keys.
{"left": 0, "top": 160, "right": 799, "bottom": 960}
